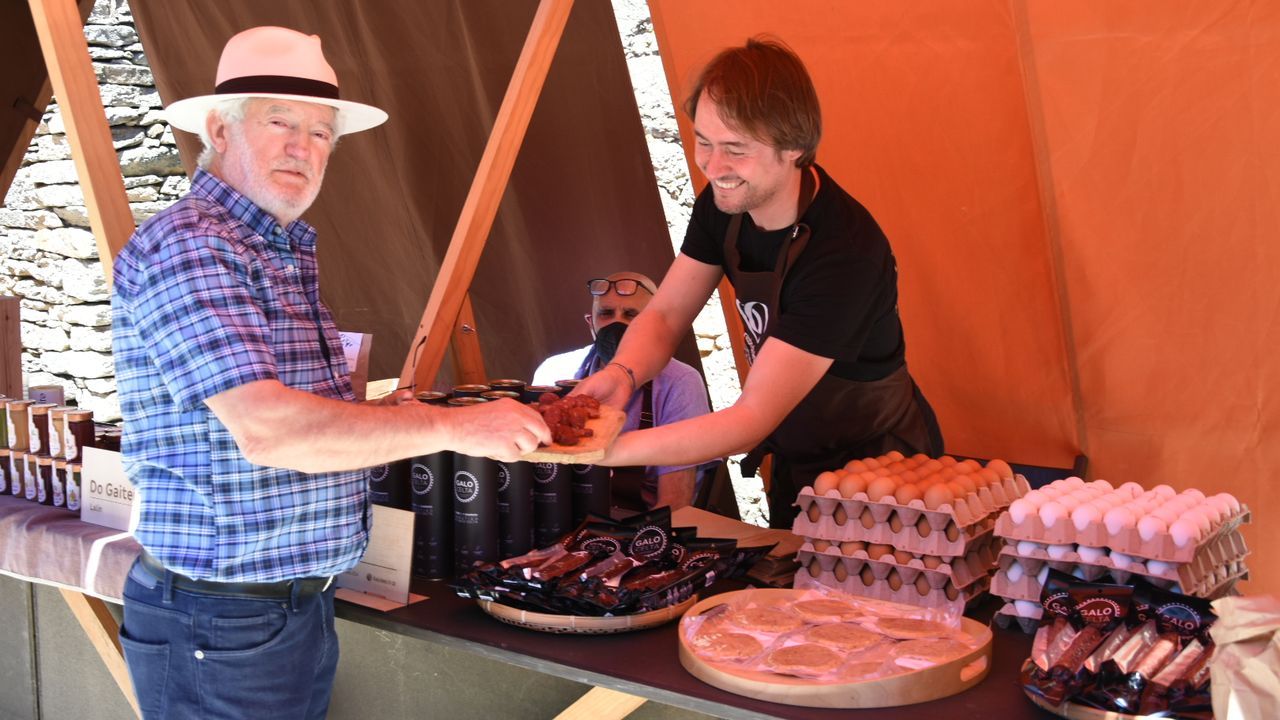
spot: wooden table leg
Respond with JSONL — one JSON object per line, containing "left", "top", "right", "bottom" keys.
{"left": 59, "top": 589, "right": 141, "bottom": 719}
{"left": 553, "top": 686, "right": 647, "bottom": 720}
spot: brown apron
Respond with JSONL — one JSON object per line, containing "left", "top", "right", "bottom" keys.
{"left": 723, "top": 167, "right": 943, "bottom": 528}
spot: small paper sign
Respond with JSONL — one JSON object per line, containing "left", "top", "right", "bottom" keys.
{"left": 336, "top": 504, "right": 414, "bottom": 605}
{"left": 81, "top": 447, "right": 138, "bottom": 531}
{"left": 339, "top": 331, "right": 372, "bottom": 401}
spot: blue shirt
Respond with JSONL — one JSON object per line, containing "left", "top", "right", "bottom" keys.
{"left": 112, "top": 169, "right": 368, "bottom": 582}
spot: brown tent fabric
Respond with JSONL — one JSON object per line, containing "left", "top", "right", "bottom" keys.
{"left": 128, "top": 0, "right": 702, "bottom": 386}
{"left": 650, "top": 0, "right": 1279, "bottom": 595}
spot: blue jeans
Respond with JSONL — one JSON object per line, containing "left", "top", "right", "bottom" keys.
{"left": 119, "top": 559, "right": 339, "bottom": 719}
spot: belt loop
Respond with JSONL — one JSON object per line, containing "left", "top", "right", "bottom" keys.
{"left": 289, "top": 580, "right": 301, "bottom": 612}
{"left": 162, "top": 569, "right": 175, "bottom": 604}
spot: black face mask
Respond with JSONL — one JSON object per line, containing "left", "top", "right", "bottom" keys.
{"left": 591, "top": 321, "right": 628, "bottom": 366}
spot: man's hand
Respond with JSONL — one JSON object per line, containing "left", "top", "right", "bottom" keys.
{"left": 570, "top": 363, "right": 634, "bottom": 410}
{"left": 444, "top": 398, "right": 552, "bottom": 462}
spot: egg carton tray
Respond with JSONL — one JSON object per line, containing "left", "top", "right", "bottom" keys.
{"left": 992, "top": 530, "right": 1249, "bottom": 601}
{"left": 796, "top": 529, "right": 1000, "bottom": 591}
{"left": 995, "top": 504, "right": 1250, "bottom": 564}
{"left": 795, "top": 473, "right": 1029, "bottom": 535}
{"left": 793, "top": 492, "right": 1017, "bottom": 557}
{"left": 794, "top": 565, "right": 990, "bottom": 616}
{"left": 993, "top": 601, "right": 1043, "bottom": 634}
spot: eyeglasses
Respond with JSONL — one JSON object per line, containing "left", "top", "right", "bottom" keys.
{"left": 587, "top": 278, "right": 653, "bottom": 297}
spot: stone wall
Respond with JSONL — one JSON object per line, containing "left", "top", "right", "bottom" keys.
{"left": 1, "top": 0, "right": 186, "bottom": 422}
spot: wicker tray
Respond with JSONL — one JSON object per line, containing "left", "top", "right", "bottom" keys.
{"left": 678, "top": 589, "right": 993, "bottom": 709}
{"left": 478, "top": 594, "right": 696, "bottom": 634}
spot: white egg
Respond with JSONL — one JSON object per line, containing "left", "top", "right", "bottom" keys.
{"left": 1058, "top": 495, "right": 1081, "bottom": 511}
{"left": 1022, "top": 491, "right": 1047, "bottom": 509}
{"left": 1072, "top": 504, "right": 1102, "bottom": 532}
{"left": 1153, "top": 506, "right": 1182, "bottom": 524}
{"left": 1213, "top": 493, "right": 1241, "bottom": 514}
{"left": 1110, "top": 552, "right": 1132, "bottom": 569}
{"left": 1037, "top": 565, "right": 1050, "bottom": 585}
{"left": 1188, "top": 509, "right": 1212, "bottom": 534}
{"left": 1008, "top": 499, "right": 1033, "bottom": 525}
{"left": 1182, "top": 489, "right": 1206, "bottom": 502}
{"left": 1169, "top": 519, "right": 1200, "bottom": 548}
{"left": 1047, "top": 543, "right": 1075, "bottom": 560}
{"left": 1039, "top": 501, "right": 1068, "bottom": 528}
{"left": 1015, "top": 600, "right": 1040, "bottom": 617}
{"left": 1104, "top": 507, "right": 1136, "bottom": 536}
{"left": 1071, "top": 565, "right": 1089, "bottom": 579}
{"left": 1091, "top": 479, "right": 1115, "bottom": 492}
{"left": 1204, "top": 497, "right": 1229, "bottom": 522}
{"left": 1077, "top": 545, "right": 1107, "bottom": 564}
{"left": 1152, "top": 484, "right": 1177, "bottom": 499}
{"left": 1138, "top": 515, "right": 1168, "bottom": 542}
{"left": 1147, "top": 559, "right": 1173, "bottom": 576}
{"left": 1017, "top": 540, "right": 1042, "bottom": 556}
{"left": 1118, "top": 482, "right": 1144, "bottom": 498}
{"left": 1006, "top": 561, "right": 1025, "bottom": 583}
{"left": 1063, "top": 476, "right": 1086, "bottom": 488}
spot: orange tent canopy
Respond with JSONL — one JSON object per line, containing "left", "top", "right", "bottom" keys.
{"left": 651, "top": 0, "right": 1279, "bottom": 595}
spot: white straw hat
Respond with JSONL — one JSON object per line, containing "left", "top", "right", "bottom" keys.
{"left": 164, "top": 26, "right": 388, "bottom": 135}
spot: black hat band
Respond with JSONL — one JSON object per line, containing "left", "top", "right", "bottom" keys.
{"left": 214, "top": 75, "right": 340, "bottom": 100}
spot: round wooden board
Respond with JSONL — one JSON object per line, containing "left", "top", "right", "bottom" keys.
{"left": 520, "top": 406, "right": 627, "bottom": 464}
{"left": 1021, "top": 667, "right": 1140, "bottom": 720}
{"left": 678, "top": 589, "right": 993, "bottom": 709}
{"left": 478, "top": 595, "right": 696, "bottom": 634}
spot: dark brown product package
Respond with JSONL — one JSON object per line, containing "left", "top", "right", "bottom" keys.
{"left": 1139, "top": 639, "right": 1206, "bottom": 714}
{"left": 1084, "top": 624, "right": 1133, "bottom": 675}
{"left": 1132, "top": 578, "right": 1218, "bottom": 641}
{"left": 529, "top": 550, "right": 594, "bottom": 582}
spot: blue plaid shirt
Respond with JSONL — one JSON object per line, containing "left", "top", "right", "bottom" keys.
{"left": 112, "top": 169, "right": 369, "bottom": 582}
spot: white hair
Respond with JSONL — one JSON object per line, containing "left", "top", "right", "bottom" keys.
{"left": 196, "top": 98, "right": 250, "bottom": 169}
{"left": 195, "top": 97, "right": 343, "bottom": 169}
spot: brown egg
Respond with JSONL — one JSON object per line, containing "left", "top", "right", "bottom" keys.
{"left": 911, "top": 453, "right": 930, "bottom": 465}
{"left": 945, "top": 522, "right": 960, "bottom": 541}
{"left": 808, "top": 558, "right": 823, "bottom": 578}
{"left": 867, "top": 476, "right": 897, "bottom": 502}
{"left": 939, "top": 466, "right": 957, "bottom": 479}
{"left": 923, "top": 483, "right": 954, "bottom": 511}
{"left": 812, "top": 539, "right": 831, "bottom": 552}
{"left": 915, "top": 574, "right": 933, "bottom": 595}
{"left": 859, "top": 470, "right": 880, "bottom": 485}
{"left": 945, "top": 583, "right": 960, "bottom": 601}
{"left": 987, "top": 458, "right": 1014, "bottom": 480}
{"left": 806, "top": 504, "right": 822, "bottom": 523}
{"left": 976, "top": 467, "right": 1000, "bottom": 488}
{"left": 863, "top": 457, "right": 882, "bottom": 470}
{"left": 923, "top": 459, "right": 944, "bottom": 473}
{"left": 939, "top": 455, "right": 958, "bottom": 467}
{"left": 886, "top": 461, "right": 907, "bottom": 474}
{"left": 952, "top": 474, "right": 977, "bottom": 494}
{"left": 813, "top": 471, "right": 840, "bottom": 496}
{"left": 893, "top": 549, "right": 913, "bottom": 564}
{"left": 834, "top": 561, "right": 849, "bottom": 582}
{"left": 833, "top": 504, "right": 849, "bottom": 526}
{"left": 873, "top": 467, "right": 892, "bottom": 477}
{"left": 840, "top": 540, "right": 865, "bottom": 556}
{"left": 946, "top": 481, "right": 969, "bottom": 503}
{"left": 867, "top": 543, "right": 893, "bottom": 559}
{"left": 859, "top": 565, "right": 876, "bottom": 586}
{"left": 886, "top": 569, "right": 904, "bottom": 590}
{"left": 838, "top": 473, "right": 868, "bottom": 498}
{"left": 888, "top": 514, "right": 904, "bottom": 532}
{"left": 894, "top": 483, "right": 923, "bottom": 506}
{"left": 922, "top": 555, "right": 943, "bottom": 569}
{"left": 916, "top": 515, "right": 933, "bottom": 537}
{"left": 899, "top": 469, "right": 920, "bottom": 485}
{"left": 957, "top": 459, "right": 982, "bottom": 474}
{"left": 885, "top": 450, "right": 906, "bottom": 462}
{"left": 861, "top": 508, "right": 877, "bottom": 529}
{"left": 845, "top": 459, "right": 869, "bottom": 473}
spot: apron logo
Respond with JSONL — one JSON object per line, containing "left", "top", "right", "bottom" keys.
{"left": 736, "top": 299, "right": 769, "bottom": 364}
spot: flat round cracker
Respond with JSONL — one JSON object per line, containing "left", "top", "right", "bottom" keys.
{"left": 765, "top": 643, "right": 843, "bottom": 677}
{"left": 889, "top": 638, "right": 971, "bottom": 664}
{"left": 804, "top": 622, "right": 882, "bottom": 652}
{"left": 726, "top": 606, "right": 805, "bottom": 634}
{"left": 844, "top": 660, "right": 889, "bottom": 679}
{"left": 875, "top": 616, "right": 953, "bottom": 639}
{"left": 689, "top": 631, "right": 764, "bottom": 663}
{"left": 793, "top": 598, "right": 861, "bottom": 623}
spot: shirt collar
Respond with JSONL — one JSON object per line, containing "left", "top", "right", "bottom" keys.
{"left": 190, "top": 168, "right": 316, "bottom": 252}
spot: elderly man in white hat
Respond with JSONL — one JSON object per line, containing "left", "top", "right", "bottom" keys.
{"left": 111, "top": 27, "right": 549, "bottom": 719}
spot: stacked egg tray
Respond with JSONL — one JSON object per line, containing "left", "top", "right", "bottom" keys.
{"left": 990, "top": 478, "right": 1250, "bottom": 633}
{"left": 794, "top": 529, "right": 1001, "bottom": 612}
{"left": 791, "top": 459, "right": 1029, "bottom": 613}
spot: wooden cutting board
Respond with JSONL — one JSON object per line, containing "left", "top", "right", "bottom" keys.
{"left": 520, "top": 406, "right": 627, "bottom": 464}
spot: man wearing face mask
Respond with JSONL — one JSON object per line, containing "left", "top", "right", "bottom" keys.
{"left": 533, "top": 271, "right": 712, "bottom": 510}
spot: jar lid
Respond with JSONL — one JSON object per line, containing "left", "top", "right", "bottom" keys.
{"left": 30, "top": 403, "right": 57, "bottom": 414}
{"left": 54, "top": 459, "right": 67, "bottom": 468}
{"left": 5, "top": 399, "right": 33, "bottom": 409}
{"left": 37, "top": 455, "right": 52, "bottom": 465}
{"left": 49, "top": 406, "right": 69, "bottom": 418}
{"left": 65, "top": 410, "right": 94, "bottom": 421}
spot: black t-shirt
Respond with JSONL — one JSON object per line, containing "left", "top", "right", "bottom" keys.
{"left": 680, "top": 164, "right": 905, "bottom": 381}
